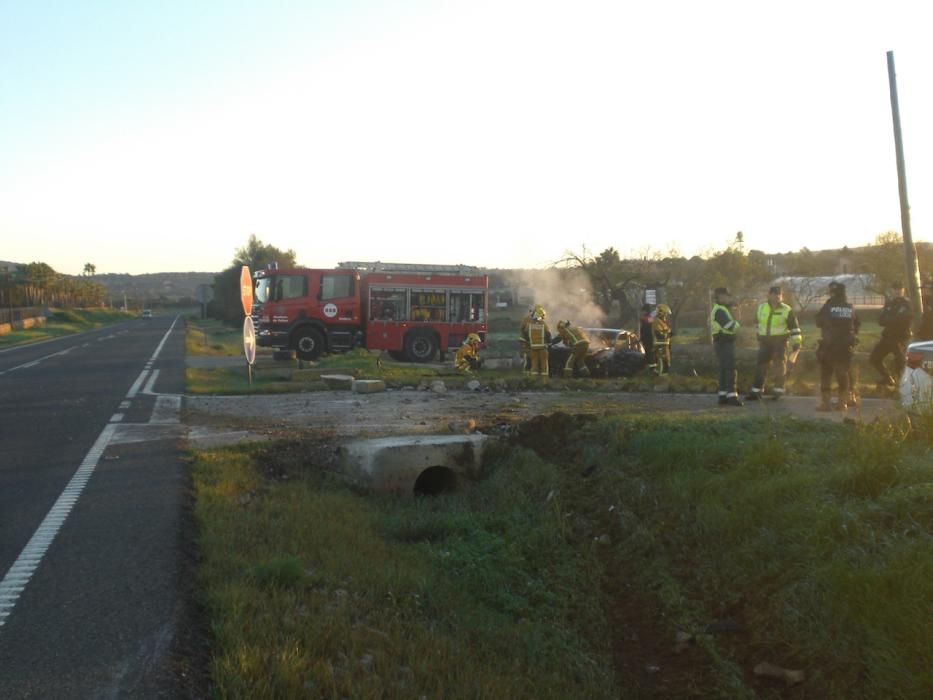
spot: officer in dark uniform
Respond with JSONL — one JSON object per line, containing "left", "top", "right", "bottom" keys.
{"left": 869, "top": 282, "right": 913, "bottom": 389}
{"left": 815, "top": 281, "right": 860, "bottom": 412}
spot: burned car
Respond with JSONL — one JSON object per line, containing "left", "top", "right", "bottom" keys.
{"left": 548, "top": 328, "right": 647, "bottom": 378}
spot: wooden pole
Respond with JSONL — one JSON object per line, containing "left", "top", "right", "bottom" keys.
{"left": 886, "top": 50, "right": 925, "bottom": 323}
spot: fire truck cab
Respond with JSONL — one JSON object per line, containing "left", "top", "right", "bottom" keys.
{"left": 252, "top": 261, "right": 487, "bottom": 363}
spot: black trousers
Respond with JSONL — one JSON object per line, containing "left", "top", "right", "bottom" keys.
{"left": 714, "top": 338, "right": 737, "bottom": 395}
{"left": 818, "top": 343, "right": 852, "bottom": 396}
{"left": 752, "top": 337, "right": 789, "bottom": 390}
{"left": 869, "top": 334, "right": 908, "bottom": 383}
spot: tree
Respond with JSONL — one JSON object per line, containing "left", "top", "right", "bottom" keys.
{"left": 83, "top": 263, "right": 96, "bottom": 277}
{"left": 209, "top": 235, "right": 299, "bottom": 323}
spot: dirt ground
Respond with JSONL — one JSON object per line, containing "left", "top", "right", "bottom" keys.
{"left": 184, "top": 385, "right": 896, "bottom": 446}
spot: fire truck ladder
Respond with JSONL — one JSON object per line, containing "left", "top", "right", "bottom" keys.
{"left": 338, "top": 261, "right": 482, "bottom": 275}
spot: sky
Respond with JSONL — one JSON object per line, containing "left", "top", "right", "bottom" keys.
{"left": 1, "top": 0, "right": 931, "bottom": 276}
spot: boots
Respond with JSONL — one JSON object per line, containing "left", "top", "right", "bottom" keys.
{"left": 816, "top": 391, "right": 832, "bottom": 412}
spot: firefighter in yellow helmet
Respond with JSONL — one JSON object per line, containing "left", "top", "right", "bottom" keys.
{"left": 651, "top": 304, "right": 673, "bottom": 375}
{"left": 522, "top": 305, "right": 551, "bottom": 377}
{"left": 555, "top": 320, "right": 590, "bottom": 377}
{"left": 518, "top": 307, "right": 535, "bottom": 373}
{"left": 454, "top": 333, "right": 483, "bottom": 373}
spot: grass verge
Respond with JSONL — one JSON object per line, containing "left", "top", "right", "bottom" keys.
{"left": 192, "top": 440, "right": 617, "bottom": 698}
{"left": 0, "top": 308, "right": 134, "bottom": 348}
{"left": 192, "top": 411, "right": 932, "bottom": 697}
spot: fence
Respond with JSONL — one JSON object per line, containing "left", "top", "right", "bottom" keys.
{"left": 0, "top": 306, "right": 47, "bottom": 328}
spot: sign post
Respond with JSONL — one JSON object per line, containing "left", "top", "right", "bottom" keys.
{"left": 240, "top": 266, "right": 255, "bottom": 386}
{"left": 243, "top": 316, "right": 257, "bottom": 386}
{"left": 195, "top": 284, "right": 214, "bottom": 320}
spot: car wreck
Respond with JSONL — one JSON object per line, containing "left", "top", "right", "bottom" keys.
{"left": 548, "top": 328, "right": 647, "bottom": 378}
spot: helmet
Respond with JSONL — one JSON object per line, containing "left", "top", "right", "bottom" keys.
{"left": 656, "top": 304, "right": 671, "bottom": 317}
{"left": 466, "top": 333, "right": 481, "bottom": 345}
{"left": 557, "top": 319, "right": 569, "bottom": 330}
{"left": 533, "top": 304, "right": 546, "bottom": 319}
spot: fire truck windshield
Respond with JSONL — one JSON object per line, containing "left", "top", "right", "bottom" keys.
{"left": 255, "top": 277, "right": 272, "bottom": 304}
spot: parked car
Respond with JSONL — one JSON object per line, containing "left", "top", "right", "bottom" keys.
{"left": 141, "top": 309, "right": 153, "bottom": 319}
{"left": 548, "top": 328, "right": 646, "bottom": 378}
{"left": 899, "top": 340, "right": 933, "bottom": 414}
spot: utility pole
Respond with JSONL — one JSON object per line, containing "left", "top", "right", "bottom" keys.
{"left": 886, "top": 50, "right": 924, "bottom": 324}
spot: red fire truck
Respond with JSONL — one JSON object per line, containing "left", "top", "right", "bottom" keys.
{"left": 252, "top": 261, "right": 488, "bottom": 362}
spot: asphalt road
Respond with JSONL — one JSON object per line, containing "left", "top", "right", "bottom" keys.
{"left": 0, "top": 315, "right": 188, "bottom": 699}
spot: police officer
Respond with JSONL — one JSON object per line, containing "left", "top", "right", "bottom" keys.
{"left": 746, "top": 286, "right": 802, "bottom": 400}
{"left": 711, "top": 287, "right": 743, "bottom": 406}
{"left": 869, "top": 282, "right": 912, "bottom": 390}
{"left": 815, "top": 281, "right": 860, "bottom": 412}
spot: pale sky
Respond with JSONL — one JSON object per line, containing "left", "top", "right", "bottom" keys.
{"left": 1, "top": 0, "right": 930, "bottom": 276}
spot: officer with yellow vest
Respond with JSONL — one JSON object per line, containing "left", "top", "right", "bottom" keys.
{"left": 746, "top": 285, "right": 802, "bottom": 400}
{"left": 555, "top": 320, "right": 590, "bottom": 377}
{"left": 522, "top": 305, "right": 551, "bottom": 377}
{"left": 711, "top": 287, "right": 743, "bottom": 406}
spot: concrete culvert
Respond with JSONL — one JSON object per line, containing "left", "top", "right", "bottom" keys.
{"left": 413, "top": 466, "right": 458, "bottom": 496}
{"left": 336, "top": 434, "right": 489, "bottom": 495}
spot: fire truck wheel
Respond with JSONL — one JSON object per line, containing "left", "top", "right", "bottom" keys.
{"left": 404, "top": 330, "right": 438, "bottom": 363}
{"left": 294, "top": 327, "right": 325, "bottom": 361}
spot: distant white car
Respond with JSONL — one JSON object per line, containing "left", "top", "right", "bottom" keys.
{"left": 899, "top": 340, "right": 933, "bottom": 414}
{"left": 142, "top": 309, "right": 153, "bottom": 319}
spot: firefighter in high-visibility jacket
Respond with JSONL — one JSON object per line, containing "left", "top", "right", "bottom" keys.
{"left": 454, "top": 333, "right": 483, "bottom": 373}
{"left": 711, "top": 287, "right": 743, "bottom": 406}
{"left": 522, "top": 305, "right": 551, "bottom": 377}
{"left": 555, "top": 320, "right": 590, "bottom": 377}
{"left": 746, "top": 285, "right": 802, "bottom": 400}
{"left": 651, "top": 304, "right": 673, "bottom": 375}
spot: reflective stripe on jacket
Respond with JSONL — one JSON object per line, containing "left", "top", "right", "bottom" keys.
{"left": 526, "top": 321, "right": 551, "bottom": 348}
{"left": 756, "top": 302, "right": 802, "bottom": 344}
{"left": 711, "top": 303, "right": 739, "bottom": 336}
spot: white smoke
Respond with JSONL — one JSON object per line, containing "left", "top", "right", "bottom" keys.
{"left": 508, "top": 267, "right": 607, "bottom": 332}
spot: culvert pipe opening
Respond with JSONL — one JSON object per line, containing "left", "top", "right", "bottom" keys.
{"left": 413, "top": 466, "right": 458, "bottom": 496}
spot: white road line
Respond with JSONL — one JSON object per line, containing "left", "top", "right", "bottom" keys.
{"left": 0, "top": 316, "right": 182, "bottom": 630}
{"left": 0, "top": 424, "right": 117, "bottom": 628}
{"left": 142, "top": 369, "right": 160, "bottom": 395}
{"left": 125, "top": 370, "right": 150, "bottom": 399}
{"left": 110, "top": 413, "right": 124, "bottom": 422}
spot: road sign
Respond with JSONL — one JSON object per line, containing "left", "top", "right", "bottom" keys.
{"left": 645, "top": 289, "right": 657, "bottom": 305}
{"left": 195, "top": 284, "right": 214, "bottom": 304}
{"left": 243, "top": 316, "right": 256, "bottom": 366}
{"left": 240, "top": 266, "right": 253, "bottom": 316}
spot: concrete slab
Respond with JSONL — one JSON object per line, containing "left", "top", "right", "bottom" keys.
{"left": 321, "top": 374, "right": 355, "bottom": 390}
{"left": 353, "top": 379, "right": 386, "bottom": 394}
{"left": 337, "top": 434, "right": 491, "bottom": 495}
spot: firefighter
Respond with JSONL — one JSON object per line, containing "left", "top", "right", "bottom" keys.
{"left": 454, "top": 333, "right": 483, "bottom": 373}
{"left": 815, "top": 281, "right": 860, "bottom": 412}
{"left": 746, "top": 285, "right": 802, "bottom": 400}
{"left": 555, "top": 320, "right": 590, "bottom": 377}
{"left": 869, "top": 282, "right": 912, "bottom": 390}
{"left": 522, "top": 305, "right": 551, "bottom": 377}
{"left": 651, "top": 304, "right": 673, "bottom": 375}
{"left": 711, "top": 287, "right": 743, "bottom": 406}
{"left": 518, "top": 307, "right": 534, "bottom": 373}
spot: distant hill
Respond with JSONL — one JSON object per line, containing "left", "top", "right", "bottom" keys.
{"left": 92, "top": 271, "right": 218, "bottom": 303}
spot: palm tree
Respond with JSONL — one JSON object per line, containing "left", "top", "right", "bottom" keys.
{"left": 83, "top": 263, "right": 96, "bottom": 277}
